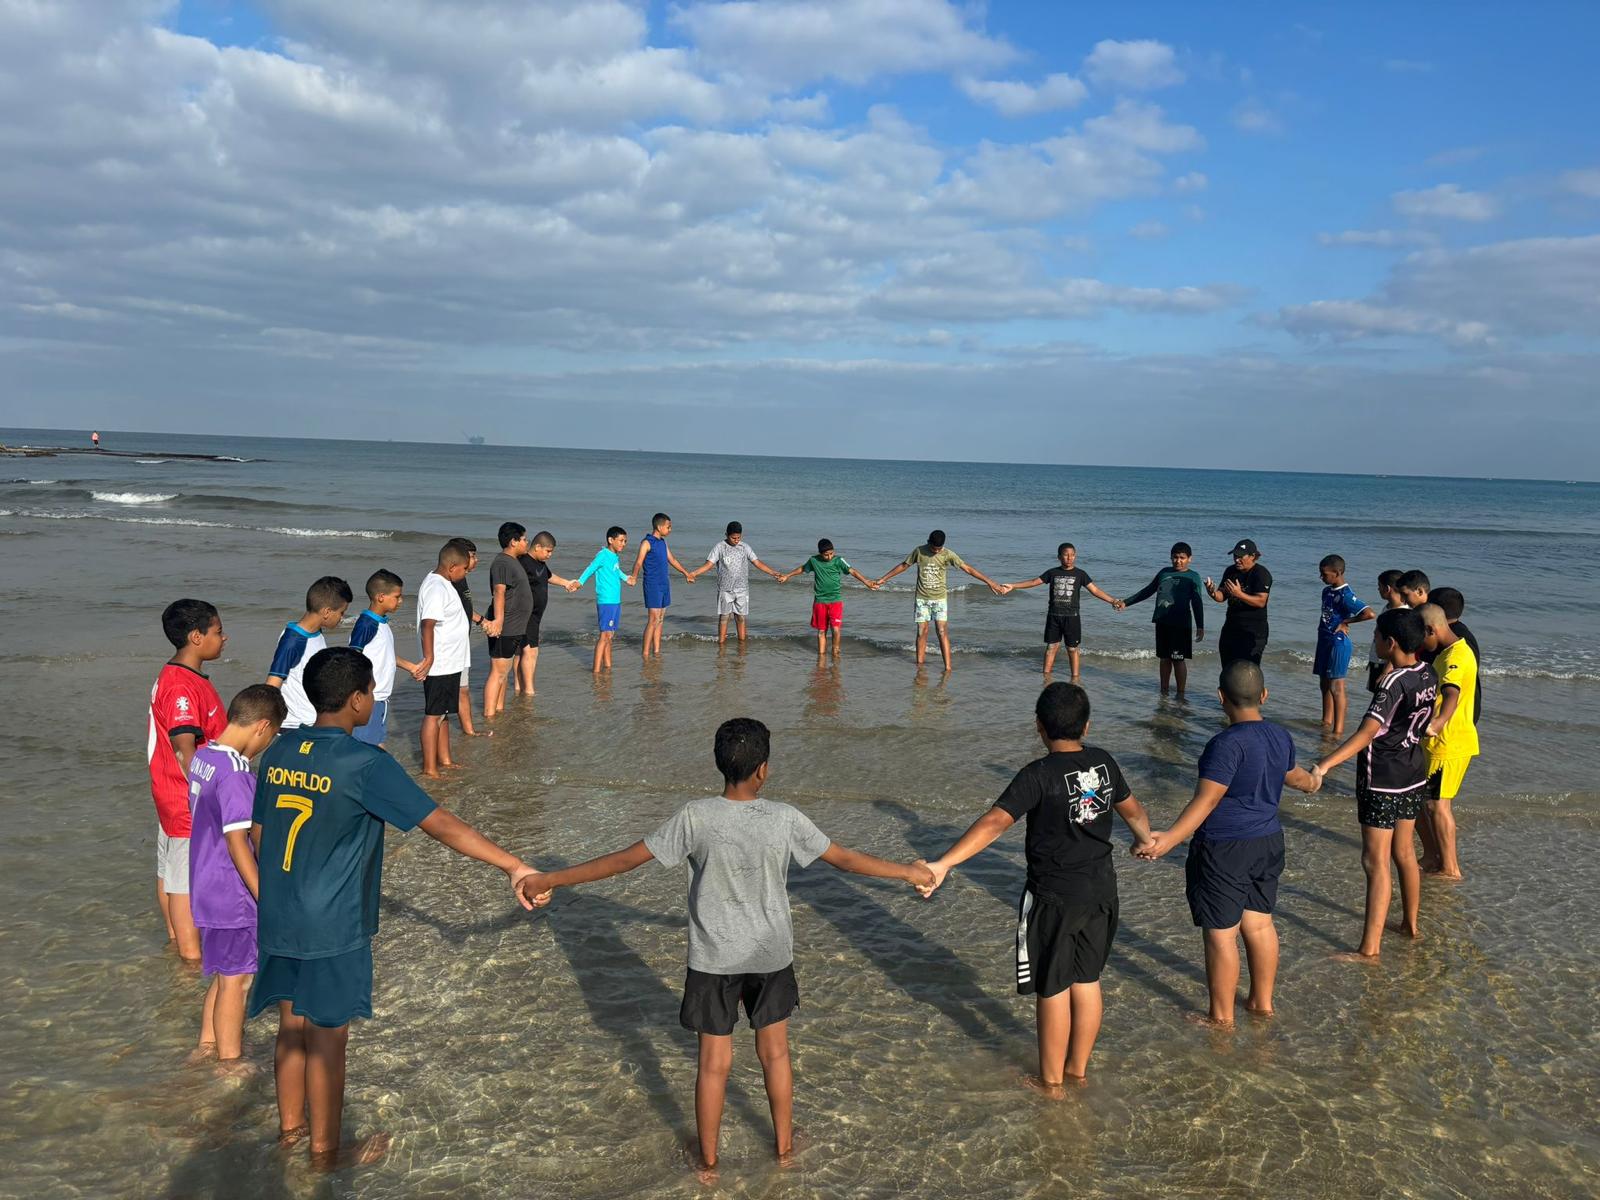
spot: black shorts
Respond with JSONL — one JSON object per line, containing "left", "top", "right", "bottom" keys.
{"left": 680, "top": 965, "right": 798, "bottom": 1035}
{"left": 1357, "top": 783, "right": 1427, "bottom": 830}
{"left": 1184, "top": 832, "right": 1284, "bottom": 929}
{"left": 422, "top": 673, "right": 461, "bottom": 716}
{"left": 1218, "top": 626, "right": 1267, "bottom": 667}
{"left": 487, "top": 634, "right": 526, "bottom": 660}
{"left": 1155, "top": 623, "right": 1193, "bottom": 660}
{"left": 1015, "top": 885, "right": 1117, "bottom": 996}
{"left": 1043, "top": 613, "right": 1082, "bottom": 647}
{"left": 523, "top": 609, "right": 545, "bottom": 648}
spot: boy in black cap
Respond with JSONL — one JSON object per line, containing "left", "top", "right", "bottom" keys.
{"left": 1206, "top": 539, "right": 1272, "bottom": 668}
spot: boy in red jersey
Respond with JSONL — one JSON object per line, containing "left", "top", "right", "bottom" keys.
{"left": 148, "top": 599, "right": 228, "bottom": 961}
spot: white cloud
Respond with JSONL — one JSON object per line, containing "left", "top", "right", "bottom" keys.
{"left": 1232, "top": 99, "right": 1283, "bottom": 135}
{"left": 958, "top": 72, "right": 1087, "bottom": 117}
{"left": 1392, "top": 183, "right": 1500, "bottom": 221}
{"left": 1559, "top": 168, "right": 1600, "bottom": 198}
{"left": 1317, "top": 229, "right": 1439, "bottom": 248}
{"left": 1083, "top": 39, "right": 1184, "bottom": 90}
{"left": 1272, "top": 301, "right": 1493, "bottom": 348}
{"left": 1129, "top": 220, "right": 1169, "bottom": 240}
{"left": 1172, "top": 171, "right": 1207, "bottom": 193}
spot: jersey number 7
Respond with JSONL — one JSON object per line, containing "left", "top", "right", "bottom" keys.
{"left": 276, "top": 795, "right": 314, "bottom": 871}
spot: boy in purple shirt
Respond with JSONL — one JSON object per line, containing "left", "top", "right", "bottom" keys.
{"left": 187, "top": 685, "right": 286, "bottom": 1067}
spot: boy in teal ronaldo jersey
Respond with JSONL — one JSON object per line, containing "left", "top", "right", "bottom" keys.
{"left": 249, "top": 647, "right": 537, "bottom": 1169}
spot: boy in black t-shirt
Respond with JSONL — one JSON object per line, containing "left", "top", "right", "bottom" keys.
{"left": 919, "top": 683, "right": 1153, "bottom": 1091}
{"left": 515, "top": 531, "right": 580, "bottom": 697}
{"left": 1311, "top": 608, "right": 1437, "bottom": 961}
{"left": 1000, "top": 543, "right": 1121, "bottom": 679}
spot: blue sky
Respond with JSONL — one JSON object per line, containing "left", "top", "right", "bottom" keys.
{"left": 3, "top": 1, "right": 1598, "bottom": 476}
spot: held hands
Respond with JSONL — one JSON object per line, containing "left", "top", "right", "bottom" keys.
{"left": 987, "top": 582, "right": 1010, "bottom": 596}
{"left": 913, "top": 859, "right": 948, "bottom": 898}
{"left": 1133, "top": 832, "right": 1173, "bottom": 860}
{"left": 625, "top": 575, "right": 637, "bottom": 587}
{"left": 564, "top": 580, "right": 580, "bottom": 593}
{"left": 1111, "top": 599, "right": 1126, "bottom": 611}
{"left": 511, "top": 866, "right": 554, "bottom": 910}
{"left": 409, "top": 664, "right": 428, "bottom": 681}
{"left": 1301, "top": 765, "right": 1325, "bottom": 794}
{"left": 483, "top": 619, "right": 503, "bottom": 637}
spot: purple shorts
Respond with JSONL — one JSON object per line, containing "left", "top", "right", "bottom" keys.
{"left": 200, "top": 926, "right": 258, "bottom": 978}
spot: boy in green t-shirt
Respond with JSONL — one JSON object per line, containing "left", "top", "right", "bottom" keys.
{"left": 778, "top": 539, "right": 878, "bottom": 658}
{"left": 873, "top": 529, "right": 1004, "bottom": 671}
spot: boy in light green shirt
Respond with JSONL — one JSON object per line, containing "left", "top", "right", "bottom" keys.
{"left": 873, "top": 529, "right": 1003, "bottom": 671}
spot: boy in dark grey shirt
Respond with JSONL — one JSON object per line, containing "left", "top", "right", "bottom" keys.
{"left": 517, "top": 718, "right": 932, "bottom": 1177}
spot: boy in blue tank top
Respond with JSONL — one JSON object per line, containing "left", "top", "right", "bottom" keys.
{"left": 630, "top": 512, "right": 695, "bottom": 659}
{"left": 249, "top": 647, "right": 538, "bottom": 1169}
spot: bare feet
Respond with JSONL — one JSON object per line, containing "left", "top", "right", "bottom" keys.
{"left": 310, "top": 1132, "right": 392, "bottom": 1172}
{"left": 683, "top": 1142, "right": 718, "bottom": 1185}
{"left": 1185, "top": 1012, "right": 1236, "bottom": 1030}
{"left": 215, "top": 1058, "right": 260, "bottom": 1081}
{"left": 1020, "top": 1073, "right": 1076, "bottom": 1098}
{"left": 422, "top": 770, "right": 443, "bottom": 780}
{"left": 777, "top": 1127, "right": 811, "bottom": 1167}
{"left": 1332, "top": 950, "right": 1382, "bottom": 964}
{"left": 277, "top": 1126, "right": 310, "bottom": 1149}
{"left": 1419, "top": 856, "right": 1442, "bottom": 873}
{"left": 184, "top": 1042, "right": 217, "bottom": 1065}
{"left": 1245, "top": 1003, "right": 1275, "bottom": 1018}
{"left": 1387, "top": 921, "right": 1422, "bottom": 940}
{"left": 1428, "top": 869, "right": 1464, "bottom": 881}
{"left": 443, "top": 761, "right": 467, "bottom": 771}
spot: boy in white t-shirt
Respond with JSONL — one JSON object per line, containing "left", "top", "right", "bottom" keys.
{"left": 416, "top": 544, "right": 471, "bottom": 778}
{"left": 348, "top": 570, "right": 425, "bottom": 749}
{"left": 266, "top": 577, "right": 352, "bottom": 729}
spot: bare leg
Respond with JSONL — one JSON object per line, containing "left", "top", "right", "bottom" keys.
{"left": 914, "top": 621, "right": 928, "bottom": 665}
{"left": 935, "top": 621, "right": 953, "bottom": 671}
{"left": 1158, "top": 658, "right": 1172, "bottom": 695}
{"left": 735, "top": 616, "right": 748, "bottom": 643}
{"left": 169, "top": 892, "right": 201, "bottom": 962}
{"left": 695, "top": 1033, "right": 733, "bottom": 1169}
{"left": 200, "top": 975, "right": 220, "bottom": 1047}
{"left": 815, "top": 631, "right": 825, "bottom": 659}
{"left": 1173, "top": 657, "right": 1188, "bottom": 697}
{"left": 1391, "top": 818, "right": 1422, "bottom": 938}
{"left": 716, "top": 615, "right": 729, "bottom": 645}
{"left": 1202, "top": 925, "right": 1241, "bottom": 1025}
{"left": 1043, "top": 643, "right": 1058, "bottom": 675}
{"left": 275, "top": 1004, "right": 309, "bottom": 1138}
{"left": 592, "top": 636, "right": 604, "bottom": 674}
{"left": 484, "top": 657, "right": 513, "bottom": 718}
{"left": 1067, "top": 646, "right": 1081, "bottom": 680}
{"left": 519, "top": 646, "right": 540, "bottom": 695}
{"left": 1354, "top": 825, "right": 1393, "bottom": 959}
{"left": 601, "top": 631, "right": 614, "bottom": 671}
{"left": 1064, "top": 982, "right": 1103, "bottom": 1080}
{"left": 306, "top": 1021, "right": 349, "bottom": 1158}
{"left": 437, "top": 717, "right": 457, "bottom": 770}
{"left": 158, "top": 876, "right": 175, "bottom": 942}
{"left": 1034, "top": 989, "right": 1071, "bottom": 1087}
{"left": 754, "top": 1021, "right": 794, "bottom": 1159}
{"left": 214, "top": 973, "right": 252, "bottom": 1060}
{"left": 831, "top": 626, "right": 842, "bottom": 657}
{"left": 455, "top": 687, "right": 478, "bottom": 736}
{"left": 1320, "top": 678, "right": 1335, "bottom": 730}
{"left": 1429, "top": 796, "right": 1463, "bottom": 878}
{"left": 420, "top": 715, "right": 442, "bottom": 778}
{"left": 1238, "top": 910, "right": 1278, "bottom": 1015}
{"left": 1332, "top": 679, "right": 1349, "bottom": 735}
{"left": 1416, "top": 798, "right": 1441, "bottom": 872}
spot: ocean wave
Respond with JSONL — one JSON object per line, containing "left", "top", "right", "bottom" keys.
{"left": 92, "top": 490, "right": 178, "bottom": 504}
{"left": 1, "top": 507, "right": 392, "bottom": 540}
{"left": 135, "top": 459, "right": 170, "bottom": 465}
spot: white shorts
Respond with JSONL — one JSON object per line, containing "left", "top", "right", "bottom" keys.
{"left": 718, "top": 591, "right": 750, "bottom": 617}
{"left": 157, "top": 830, "right": 190, "bottom": 894}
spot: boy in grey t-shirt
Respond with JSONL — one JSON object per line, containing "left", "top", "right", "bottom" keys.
{"left": 517, "top": 718, "right": 933, "bottom": 1177}
{"left": 686, "top": 521, "right": 783, "bottom": 645}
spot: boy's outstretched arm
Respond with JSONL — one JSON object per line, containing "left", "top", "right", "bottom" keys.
{"left": 1086, "top": 582, "right": 1120, "bottom": 607}
{"left": 848, "top": 567, "right": 880, "bottom": 590}
{"left": 416, "top": 808, "right": 538, "bottom": 907}
{"left": 1137, "top": 779, "right": 1227, "bottom": 859}
{"left": 1122, "top": 574, "right": 1160, "bottom": 609}
{"left": 513, "top": 840, "right": 656, "bottom": 907}
{"left": 666, "top": 548, "right": 695, "bottom": 581}
{"left": 1003, "top": 576, "right": 1045, "bottom": 591}
{"left": 1114, "top": 795, "right": 1154, "bottom": 851}
{"left": 920, "top": 806, "right": 1015, "bottom": 894}
{"left": 818, "top": 843, "right": 933, "bottom": 888}
{"left": 957, "top": 560, "right": 1004, "bottom": 595}
{"left": 1312, "top": 717, "right": 1381, "bottom": 781}
{"left": 751, "top": 557, "right": 782, "bottom": 580}
{"left": 875, "top": 561, "right": 910, "bottom": 587}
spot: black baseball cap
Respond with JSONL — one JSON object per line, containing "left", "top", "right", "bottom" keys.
{"left": 1231, "top": 538, "right": 1259, "bottom": 558}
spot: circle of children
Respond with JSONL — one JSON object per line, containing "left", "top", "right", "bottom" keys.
{"left": 148, "top": 516, "right": 1481, "bottom": 1174}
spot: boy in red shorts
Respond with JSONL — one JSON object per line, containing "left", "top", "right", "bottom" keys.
{"left": 778, "top": 539, "right": 878, "bottom": 658}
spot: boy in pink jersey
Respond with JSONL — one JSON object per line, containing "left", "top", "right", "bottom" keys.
{"left": 187, "top": 685, "right": 286, "bottom": 1066}
{"left": 148, "top": 599, "right": 228, "bottom": 962}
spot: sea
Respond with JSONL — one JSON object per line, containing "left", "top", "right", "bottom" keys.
{"left": 1, "top": 428, "right": 1596, "bottom": 1199}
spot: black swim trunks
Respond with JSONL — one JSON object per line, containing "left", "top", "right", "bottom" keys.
{"left": 1044, "top": 613, "right": 1082, "bottom": 647}
{"left": 679, "top": 965, "right": 799, "bottom": 1035}
{"left": 1356, "top": 782, "right": 1427, "bottom": 830}
{"left": 422, "top": 673, "right": 461, "bottom": 716}
{"left": 1015, "top": 883, "right": 1117, "bottom": 996}
{"left": 1155, "top": 623, "right": 1193, "bottom": 660}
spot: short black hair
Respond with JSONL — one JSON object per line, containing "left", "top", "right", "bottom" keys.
{"left": 532, "top": 530, "right": 556, "bottom": 550}
{"left": 1219, "top": 661, "right": 1265, "bottom": 707}
{"left": 228, "top": 683, "right": 288, "bottom": 728}
{"left": 1378, "top": 569, "right": 1404, "bottom": 591}
{"left": 1057, "top": 542, "right": 1075, "bottom": 556}
{"left": 927, "top": 529, "right": 946, "bottom": 548}
{"left": 446, "top": 536, "right": 477, "bottom": 556}
{"left": 304, "top": 647, "right": 374, "bottom": 714}
{"left": 1397, "top": 569, "right": 1430, "bottom": 594}
{"left": 606, "top": 525, "right": 627, "bottom": 541}
{"left": 438, "top": 542, "right": 470, "bottom": 568}
{"left": 1171, "top": 542, "right": 1192, "bottom": 557}
{"left": 816, "top": 538, "right": 834, "bottom": 554}
{"left": 1035, "top": 681, "right": 1090, "bottom": 741}
{"left": 714, "top": 717, "right": 770, "bottom": 784}
{"left": 161, "top": 599, "right": 219, "bottom": 648}
{"left": 652, "top": 513, "right": 670, "bottom": 531}
{"left": 726, "top": 521, "right": 742, "bottom": 536}
{"left": 498, "top": 521, "right": 527, "bottom": 549}
{"left": 1319, "top": 554, "right": 1346, "bottom": 574}
{"left": 1375, "top": 607, "right": 1426, "bottom": 653}
{"left": 365, "top": 569, "right": 403, "bottom": 601}
{"left": 1430, "top": 586, "right": 1465, "bottom": 621}
{"left": 306, "top": 576, "right": 353, "bottom": 612}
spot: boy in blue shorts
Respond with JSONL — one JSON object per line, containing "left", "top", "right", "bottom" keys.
{"left": 1314, "top": 555, "right": 1374, "bottom": 736}
{"left": 515, "top": 717, "right": 931, "bottom": 1176}
{"left": 186, "top": 684, "right": 286, "bottom": 1067}
{"left": 348, "top": 570, "right": 424, "bottom": 749}
{"left": 918, "top": 683, "right": 1154, "bottom": 1089}
{"left": 630, "top": 513, "right": 695, "bottom": 660}
{"left": 1137, "top": 663, "right": 1320, "bottom": 1027}
{"left": 267, "top": 577, "right": 353, "bottom": 731}
{"left": 250, "top": 647, "right": 538, "bottom": 1168}
{"left": 577, "top": 526, "right": 634, "bottom": 674}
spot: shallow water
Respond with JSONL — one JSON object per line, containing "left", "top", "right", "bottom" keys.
{"left": 2, "top": 431, "right": 1598, "bottom": 1198}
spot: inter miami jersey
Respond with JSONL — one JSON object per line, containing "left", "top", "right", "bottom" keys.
{"left": 253, "top": 726, "right": 436, "bottom": 959}
{"left": 1359, "top": 661, "right": 1438, "bottom": 793}
{"left": 995, "top": 747, "right": 1131, "bottom": 903}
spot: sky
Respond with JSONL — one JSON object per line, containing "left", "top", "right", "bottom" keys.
{"left": 2, "top": 0, "right": 1598, "bottom": 477}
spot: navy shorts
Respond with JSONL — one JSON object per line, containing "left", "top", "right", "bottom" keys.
{"left": 1043, "top": 613, "right": 1082, "bottom": 647}
{"left": 1184, "top": 833, "right": 1284, "bottom": 929}
{"left": 680, "top": 965, "right": 798, "bottom": 1035}
{"left": 1016, "top": 884, "right": 1117, "bottom": 996}
{"left": 248, "top": 944, "right": 374, "bottom": 1029}
{"left": 643, "top": 581, "right": 671, "bottom": 610}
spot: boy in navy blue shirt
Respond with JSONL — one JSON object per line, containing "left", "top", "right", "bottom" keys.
{"left": 249, "top": 647, "right": 537, "bottom": 1169}
{"left": 1314, "top": 555, "right": 1374, "bottom": 737}
{"left": 1138, "top": 662, "right": 1319, "bottom": 1027}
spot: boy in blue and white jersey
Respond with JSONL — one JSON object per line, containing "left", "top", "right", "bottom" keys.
{"left": 347, "top": 570, "right": 424, "bottom": 748}
{"left": 267, "top": 576, "right": 353, "bottom": 730}
{"left": 1314, "top": 555, "right": 1374, "bottom": 737}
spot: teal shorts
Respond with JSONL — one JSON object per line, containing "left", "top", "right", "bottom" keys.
{"left": 248, "top": 943, "right": 374, "bottom": 1028}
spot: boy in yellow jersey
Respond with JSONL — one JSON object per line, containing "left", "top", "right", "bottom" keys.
{"left": 1418, "top": 604, "right": 1478, "bottom": 879}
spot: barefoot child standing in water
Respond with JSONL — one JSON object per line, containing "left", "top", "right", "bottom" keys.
{"left": 918, "top": 683, "right": 1153, "bottom": 1088}
{"left": 249, "top": 648, "right": 537, "bottom": 1169}
{"left": 576, "top": 526, "right": 634, "bottom": 673}
{"left": 515, "top": 718, "right": 932, "bottom": 1175}
{"left": 1311, "top": 608, "right": 1436, "bottom": 959}
{"left": 1137, "top": 663, "right": 1318, "bottom": 1026}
